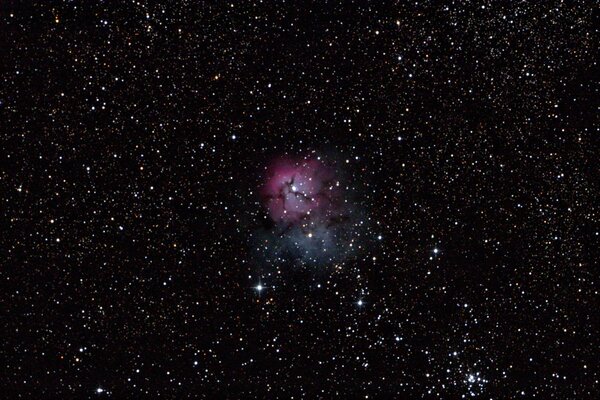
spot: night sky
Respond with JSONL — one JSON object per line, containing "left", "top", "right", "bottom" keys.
{"left": 2, "top": 1, "right": 598, "bottom": 398}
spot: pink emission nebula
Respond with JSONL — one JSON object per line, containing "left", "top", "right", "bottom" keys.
{"left": 261, "top": 158, "right": 339, "bottom": 224}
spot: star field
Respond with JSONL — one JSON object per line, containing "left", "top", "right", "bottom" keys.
{"left": 1, "top": 1, "right": 598, "bottom": 398}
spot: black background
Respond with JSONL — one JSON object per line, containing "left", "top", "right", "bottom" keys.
{"left": 1, "top": 1, "right": 598, "bottom": 398}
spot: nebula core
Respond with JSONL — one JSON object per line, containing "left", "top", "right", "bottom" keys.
{"left": 258, "top": 157, "right": 357, "bottom": 265}
{"left": 262, "top": 158, "right": 340, "bottom": 224}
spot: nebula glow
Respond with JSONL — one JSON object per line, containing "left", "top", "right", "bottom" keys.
{"left": 257, "top": 156, "right": 358, "bottom": 265}
{"left": 261, "top": 158, "right": 340, "bottom": 225}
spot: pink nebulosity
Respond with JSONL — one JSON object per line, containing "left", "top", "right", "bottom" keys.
{"left": 261, "top": 158, "right": 338, "bottom": 223}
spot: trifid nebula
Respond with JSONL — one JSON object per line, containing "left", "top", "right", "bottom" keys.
{"left": 1, "top": 1, "right": 598, "bottom": 399}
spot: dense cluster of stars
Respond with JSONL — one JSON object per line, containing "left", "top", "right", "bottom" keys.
{"left": 1, "top": 1, "right": 597, "bottom": 399}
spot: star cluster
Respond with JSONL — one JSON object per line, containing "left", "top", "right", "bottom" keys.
{"left": 1, "top": 1, "right": 598, "bottom": 399}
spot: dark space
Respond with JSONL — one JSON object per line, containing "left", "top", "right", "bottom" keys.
{"left": 1, "top": 1, "right": 598, "bottom": 398}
